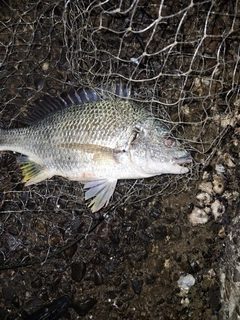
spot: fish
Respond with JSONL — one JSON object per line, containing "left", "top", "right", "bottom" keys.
{"left": 0, "top": 86, "right": 192, "bottom": 212}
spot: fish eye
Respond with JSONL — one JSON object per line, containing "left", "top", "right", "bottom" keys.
{"left": 164, "top": 137, "right": 176, "bottom": 147}
{"left": 130, "top": 127, "right": 140, "bottom": 144}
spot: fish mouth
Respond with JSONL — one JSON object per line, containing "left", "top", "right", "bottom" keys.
{"left": 173, "top": 155, "right": 192, "bottom": 165}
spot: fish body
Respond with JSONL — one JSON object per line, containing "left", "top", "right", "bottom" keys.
{"left": 0, "top": 89, "right": 191, "bottom": 211}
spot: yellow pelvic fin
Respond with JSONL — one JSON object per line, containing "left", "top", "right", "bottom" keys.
{"left": 17, "top": 156, "right": 50, "bottom": 186}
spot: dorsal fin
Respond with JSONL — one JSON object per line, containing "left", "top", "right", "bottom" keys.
{"left": 22, "top": 82, "right": 131, "bottom": 125}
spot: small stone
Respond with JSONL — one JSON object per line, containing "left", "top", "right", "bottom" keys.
{"left": 218, "top": 226, "right": 226, "bottom": 239}
{"left": 196, "top": 192, "right": 212, "bottom": 206}
{"left": 189, "top": 207, "right": 209, "bottom": 226}
{"left": 94, "top": 269, "right": 103, "bottom": 285}
{"left": 215, "top": 164, "right": 225, "bottom": 173}
{"left": 73, "top": 298, "right": 97, "bottom": 316}
{"left": 223, "top": 153, "right": 236, "bottom": 168}
{"left": 42, "top": 62, "right": 49, "bottom": 71}
{"left": 71, "top": 261, "right": 86, "bottom": 283}
{"left": 131, "top": 278, "right": 143, "bottom": 294}
{"left": 211, "top": 200, "right": 225, "bottom": 221}
{"left": 181, "top": 297, "right": 190, "bottom": 307}
{"left": 213, "top": 175, "right": 226, "bottom": 195}
{"left": 172, "top": 225, "right": 181, "bottom": 239}
{"left": 198, "top": 181, "right": 213, "bottom": 195}
{"left": 177, "top": 274, "right": 195, "bottom": 290}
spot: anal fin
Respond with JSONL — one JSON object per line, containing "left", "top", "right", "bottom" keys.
{"left": 17, "top": 156, "right": 51, "bottom": 186}
{"left": 84, "top": 179, "right": 117, "bottom": 212}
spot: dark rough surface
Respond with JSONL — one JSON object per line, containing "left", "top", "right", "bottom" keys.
{"left": 0, "top": 1, "right": 239, "bottom": 319}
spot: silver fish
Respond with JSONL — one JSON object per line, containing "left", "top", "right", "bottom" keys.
{"left": 0, "top": 88, "right": 191, "bottom": 212}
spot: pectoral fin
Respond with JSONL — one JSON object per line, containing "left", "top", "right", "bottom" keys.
{"left": 17, "top": 156, "right": 51, "bottom": 186}
{"left": 84, "top": 179, "right": 117, "bottom": 212}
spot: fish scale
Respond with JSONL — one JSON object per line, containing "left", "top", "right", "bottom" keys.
{"left": 0, "top": 89, "right": 191, "bottom": 212}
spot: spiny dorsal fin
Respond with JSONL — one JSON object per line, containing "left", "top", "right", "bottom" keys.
{"left": 22, "top": 82, "right": 131, "bottom": 125}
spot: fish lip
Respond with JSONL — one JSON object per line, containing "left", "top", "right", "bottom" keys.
{"left": 173, "top": 155, "right": 192, "bottom": 165}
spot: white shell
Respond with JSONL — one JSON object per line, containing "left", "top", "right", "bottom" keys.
{"left": 189, "top": 206, "right": 209, "bottom": 226}
{"left": 211, "top": 199, "right": 225, "bottom": 221}
{"left": 177, "top": 274, "right": 195, "bottom": 290}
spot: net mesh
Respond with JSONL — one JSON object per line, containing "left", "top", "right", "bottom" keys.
{"left": 0, "top": 0, "right": 239, "bottom": 318}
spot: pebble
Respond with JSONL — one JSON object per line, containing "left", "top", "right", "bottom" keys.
{"left": 198, "top": 181, "right": 213, "bottom": 195}
{"left": 73, "top": 298, "right": 97, "bottom": 316}
{"left": 215, "top": 164, "right": 225, "bottom": 173}
{"left": 196, "top": 192, "right": 212, "bottom": 206}
{"left": 42, "top": 62, "right": 49, "bottom": 71}
{"left": 189, "top": 207, "right": 209, "bottom": 226}
{"left": 223, "top": 153, "right": 236, "bottom": 168}
{"left": 131, "top": 278, "right": 143, "bottom": 294}
{"left": 94, "top": 269, "right": 103, "bottom": 285}
{"left": 212, "top": 175, "right": 226, "bottom": 195}
{"left": 177, "top": 274, "right": 195, "bottom": 290}
{"left": 71, "top": 261, "right": 86, "bottom": 283}
{"left": 211, "top": 199, "right": 225, "bottom": 221}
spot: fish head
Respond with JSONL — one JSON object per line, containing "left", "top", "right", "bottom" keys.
{"left": 129, "top": 119, "right": 192, "bottom": 176}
